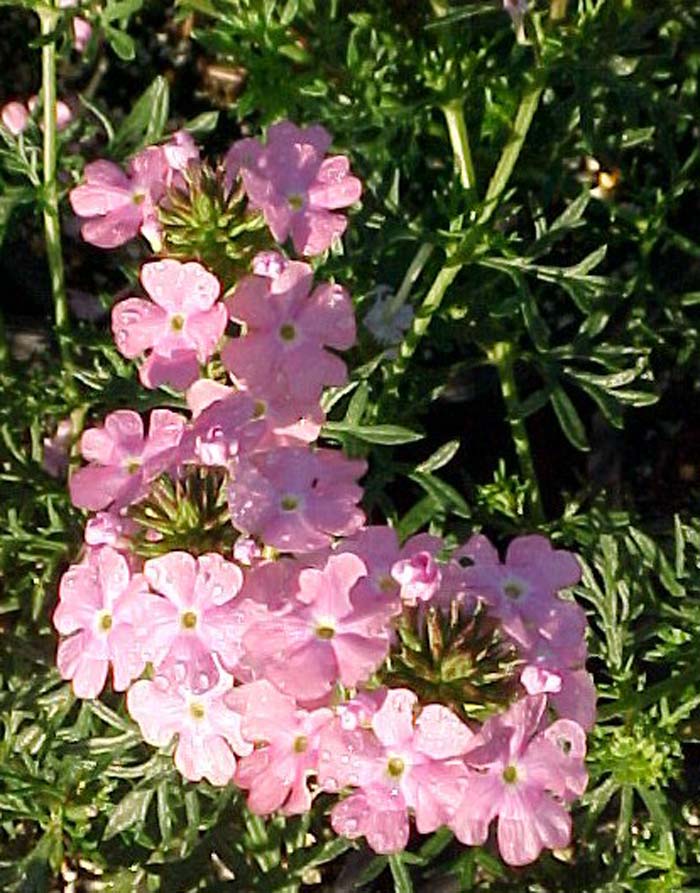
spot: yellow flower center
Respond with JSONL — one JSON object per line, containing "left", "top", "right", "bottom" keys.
{"left": 502, "top": 764, "right": 518, "bottom": 784}
{"left": 387, "top": 757, "right": 405, "bottom": 778}
{"left": 181, "top": 610, "right": 198, "bottom": 630}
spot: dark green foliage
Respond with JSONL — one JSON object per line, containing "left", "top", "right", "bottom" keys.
{"left": 2, "top": 1, "right": 700, "bottom": 890}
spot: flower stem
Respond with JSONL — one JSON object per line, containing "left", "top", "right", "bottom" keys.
{"left": 38, "top": 7, "right": 70, "bottom": 367}
{"left": 550, "top": 0, "right": 569, "bottom": 21}
{"left": 442, "top": 98, "right": 477, "bottom": 192}
{"left": 488, "top": 341, "right": 544, "bottom": 523}
{"left": 479, "top": 78, "right": 544, "bottom": 223}
{"left": 389, "top": 79, "right": 544, "bottom": 378}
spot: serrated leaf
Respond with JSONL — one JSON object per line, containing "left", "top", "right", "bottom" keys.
{"left": 104, "top": 788, "right": 153, "bottom": 840}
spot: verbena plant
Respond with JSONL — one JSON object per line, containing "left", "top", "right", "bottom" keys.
{"left": 1, "top": 1, "right": 699, "bottom": 891}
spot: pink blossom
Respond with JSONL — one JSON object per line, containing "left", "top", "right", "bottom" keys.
{"left": 320, "top": 689, "right": 473, "bottom": 853}
{"left": 1, "top": 101, "right": 29, "bottom": 135}
{"left": 252, "top": 250, "right": 288, "bottom": 279}
{"left": 391, "top": 551, "right": 442, "bottom": 606}
{"left": 127, "top": 668, "right": 252, "bottom": 785}
{"left": 142, "top": 551, "right": 247, "bottom": 690}
{"left": 69, "top": 138, "right": 192, "bottom": 250}
{"left": 339, "top": 526, "right": 442, "bottom": 617}
{"left": 227, "top": 121, "right": 362, "bottom": 255}
{"left": 461, "top": 534, "right": 581, "bottom": 637}
{"left": 54, "top": 546, "right": 155, "bottom": 698}
{"left": 222, "top": 261, "right": 355, "bottom": 417}
{"left": 227, "top": 680, "right": 332, "bottom": 815}
{"left": 28, "top": 95, "right": 73, "bottom": 131}
{"left": 505, "top": 589, "right": 596, "bottom": 730}
{"left": 228, "top": 446, "right": 366, "bottom": 553}
{"left": 112, "top": 259, "right": 227, "bottom": 391}
{"left": 183, "top": 382, "right": 264, "bottom": 466}
{"left": 58, "top": 0, "right": 92, "bottom": 52}
{"left": 242, "top": 553, "right": 390, "bottom": 703}
{"left": 42, "top": 417, "right": 73, "bottom": 478}
{"left": 84, "top": 511, "right": 138, "bottom": 551}
{"left": 69, "top": 408, "right": 185, "bottom": 511}
{"left": 449, "top": 695, "right": 588, "bottom": 866}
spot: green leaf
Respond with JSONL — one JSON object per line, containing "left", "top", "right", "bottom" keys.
{"left": 415, "top": 439, "right": 460, "bottom": 473}
{"left": 111, "top": 77, "right": 170, "bottom": 157}
{"left": 408, "top": 471, "right": 470, "bottom": 518}
{"left": 104, "top": 25, "right": 136, "bottom": 61}
{"left": 104, "top": 788, "right": 154, "bottom": 840}
{"left": 388, "top": 853, "right": 413, "bottom": 893}
{"left": 183, "top": 111, "right": 220, "bottom": 135}
{"left": 323, "top": 421, "right": 423, "bottom": 445}
{"left": 550, "top": 386, "right": 590, "bottom": 451}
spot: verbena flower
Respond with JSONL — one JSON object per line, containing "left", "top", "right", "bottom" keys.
{"left": 320, "top": 689, "right": 474, "bottom": 853}
{"left": 142, "top": 551, "right": 247, "bottom": 691}
{"left": 242, "top": 553, "right": 390, "bottom": 703}
{"left": 449, "top": 694, "right": 587, "bottom": 866}
{"left": 54, "top": 546, "right": 156, "bottom": 698}
{"left": 112, "top": 258, "right": 227, "bottom": 391}
{"left": 69, "top": 409, "right": 185, "bottom": 511}
{"left": 127, "top": 666, "right": 252, "bottom": 786}
{"left": 227, "top": 679, "right": 333, "bottom": 814}
{"left": 227, "top": 447, "right": 366, "bottom": 552}
{"left": 222, "top": 261, "right": 355, "bottom": 418}
{"left": 226, "top": 121, "right": 362, "bottom": 255}
{"left": 69, "top": 135, "right": 198, "bottom": 250}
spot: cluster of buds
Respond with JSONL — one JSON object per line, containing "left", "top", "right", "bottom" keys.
{"left": 55, "top": 120, "right": 594, "bottom": 867}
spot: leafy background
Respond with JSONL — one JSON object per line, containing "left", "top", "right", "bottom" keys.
{"left": 1, "top": 0, "right": 700, "bottom": 890}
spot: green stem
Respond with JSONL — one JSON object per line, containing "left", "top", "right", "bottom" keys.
{"left": 549, "top": 0, "right": 569, "bottom": 21}
{"left": 429, "top": 0, "right": 450, "bottom": 16}
{"left": 488, "top": 341, "right": 544, "bottom": 523}
{"left": 389, "top": 80, "right": 544, "bottom": 378}
{"left": 479, "top": 78, "right": 544, "bottom": 222}
{"left": 442, "top": 98, "right": 477, "bottom": 191}
{"left": 38, "top": 7, "right": 70, "bottom": 366}
{"left": 386, "top": 242, "right": 434, "bottom": 319}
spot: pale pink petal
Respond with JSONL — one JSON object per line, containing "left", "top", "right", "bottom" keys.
{"left": 112, "top": 298, "right": 167, "bottom": 358}
{"left": 414, "top": 704, "right": 475, "bottom": 759}
{"left": 371, "top": 689, "right": 417, "bottom": 748}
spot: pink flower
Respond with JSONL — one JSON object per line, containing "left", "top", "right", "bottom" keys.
{"left": 42, "top": 417, "right": 73, "bottom": 478}
{"left": 142, "top": 551, "right": 247, "bottom": 690}
{"left": 227, "top": 680, "right": 332, "bottom": 815}
{"left": 53, "top": 546, "right": 155, "bottom": 698}
{"left": 28, "top": 95, "right": 73, "bottom": 131}
{"left": 512, "top": 598, "right": 596, "bottom": 729}
{"left": 339, "top": 527, "right": 442, "bottom": 617}
{"left": 84, "top": 511, "right": 138, "bottom": 551}
{"left": 112, "top": 259, "right": 227, "bottom": 391}
{"left": 69, "top": 140, "right": 191, "bottom": 250}
{"left": 127, "top": 668, "right": 252, "bottom": 785}
{"left": 1, "top": 101, "right": 29, "bottom": 135}
{"left": 461, "top": 534, "right": 581, "bottom": 638}
{"left": 58, "top": 0, "right": 92, "bottom": 52}
{"left": 183, "top": 381, "right": 264, "bottom": 466}
{"left": 391, "top": 551, "right": 442, "bottom": 606}
{"left": 227, "top": 447, "right": 366, "bottom": 553}
{"left": 222, "top": 261, "right": 355, "bottom": 417}
{"left": 320, "top": 689, "right": 473, "bottom": 853}
{"left": 69, "top": 409, "right": 185, "bottom": 511}
{"left": 242, "top": 553, "right": 390, "bottom": 703}
{"left": 226, "top": 121, "right": 362, "bottom": 255}
{"left": 252, "top": 250, "right": 288, "bottom": 278}
{"left": 449, "top": 695, "right": 588, "bottom": 866}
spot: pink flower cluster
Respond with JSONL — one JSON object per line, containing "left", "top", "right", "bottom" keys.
{"left": 56, "top": 121, "right": 594, "bottom": 869}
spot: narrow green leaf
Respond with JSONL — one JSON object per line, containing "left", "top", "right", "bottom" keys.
{"left": 550, "top": 386, "right": 590, "bottom": 451}
{"left": 323, "top": 421, "right": 423, "bottom": 445}
{"left": 415, "top": 439, "right": 460, "bottom": 473}
{"left": 388, "top": 853, "right": 413, "bottom": 893}
{"left": 104, "top": 788, "right": 154, "bottom": 840}
{"left": 409, "top": 471, "right": 470, "bottom": 518}
{"left": 111, "top": 77, "right": 170, "bottom": 157}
